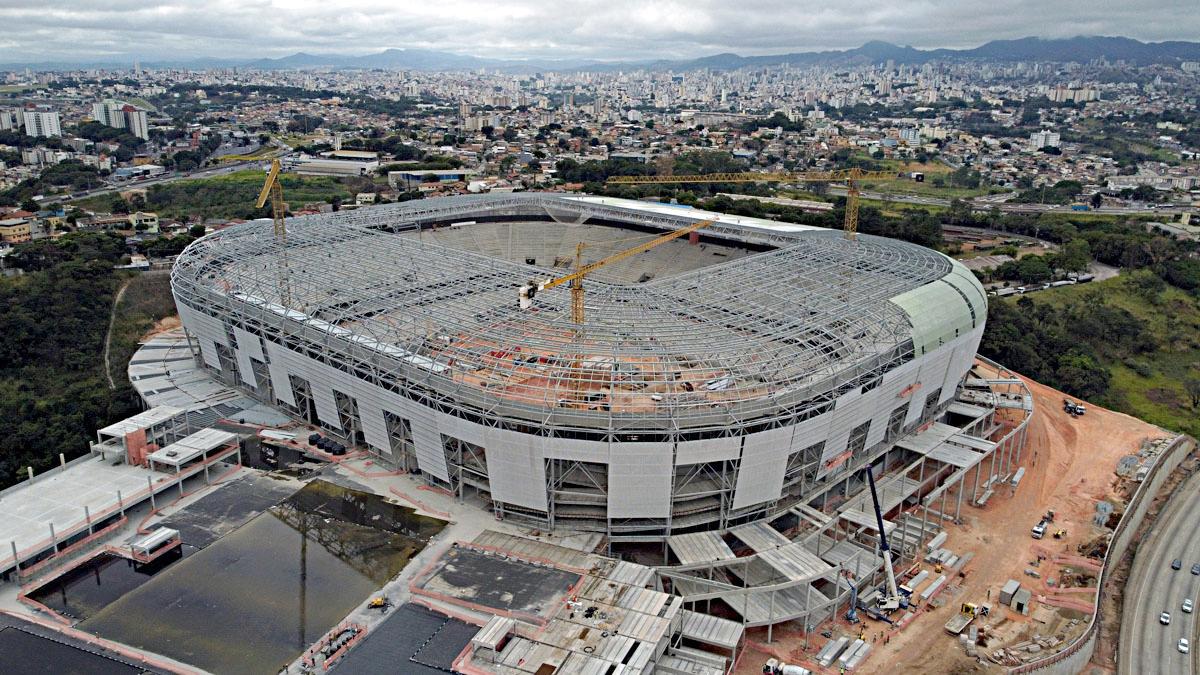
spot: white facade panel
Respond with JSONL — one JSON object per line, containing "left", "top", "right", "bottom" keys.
{"left": 234, "top": 327, "right": 264, "bottom": 361}
{"left": 439, "top": 413, "right": 486, "bottom": 447}
{"left": 408, "top": 408, "right": 448, "bottom": 481}
{"left": 608, "top": 442, "right": 673, "bottom": 519}
{"left": 311, "top": 383, "right": 341, "bottom": 428}
{"left": 818, "top": 387, "right": 878, "bottom": 478}
{"left": 178, "top": 302, "right": 228, "bottom": 346}
{"left": 177, "top": 303, "right": 227, "bottom": 371}
{"left": 263, "top": 341, "right": 296, "bottom": 407}
{"left": 357, "top": 403, "right": 391, "bottom": 456}
{"left": 867, "top": 360, "right": 923, "bottom": 448}
{"left": 544, "top": 436, "right": 610, "bottom": 463}
{"left": 485, "top": 428, "right": 548, "bottom": 511}
{"left": 198, "top": 337, "right": 221, "bottom": 370}
{"left": 733, "top": 427, "right": 792, "bottom": 510}
{"left": 234, "top": 347, "right": 258, "bottom": 388}
{"left": 906, "top": 346, "right": 954, "bottom": 426}
{"left": 675, "top": 437, "right": 740, "bottom": 466}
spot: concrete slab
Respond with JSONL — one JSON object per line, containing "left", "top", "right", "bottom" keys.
{"left": 157, "top": 472, "right": 300, "bottom": 548}
{"left": 414, "top": 546, "right": 581, "bottom": 618}
{"left": 0, "top": 457, "right": 173, "bottom": 571}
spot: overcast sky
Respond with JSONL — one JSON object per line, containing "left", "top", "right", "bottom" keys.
{"left": 1, "top": 0, "right": 1197, "bottom": 64}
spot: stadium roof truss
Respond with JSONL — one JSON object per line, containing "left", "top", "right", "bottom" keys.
{"left": 172, "top": 193, "right": 953, "bottom": 437}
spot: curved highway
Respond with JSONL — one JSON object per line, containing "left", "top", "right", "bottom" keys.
{"left": 1120, "top": 469, "right": 1200, "bottom": 675}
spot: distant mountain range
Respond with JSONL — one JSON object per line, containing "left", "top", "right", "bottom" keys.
{"left": 5, "top": 36, "right": 1199, "bottom": 73}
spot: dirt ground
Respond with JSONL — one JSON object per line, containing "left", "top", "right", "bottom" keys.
{"left": 735, "top": 365, "right": 1167, "bottom": 674}
{"left": 141, "top": 315, "right": 181, "bottom": 340}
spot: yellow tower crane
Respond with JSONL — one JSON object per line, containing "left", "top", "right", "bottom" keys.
{"left": 255, "top": 158, "right": 292, "bottom": 306}
{"left": 606, "top": 168, "right": 903, "bottom": 240}
{"left": 519, "top": 217, "right": 718, "bottom": 326}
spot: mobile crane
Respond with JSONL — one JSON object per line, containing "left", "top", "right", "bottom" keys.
{"left": 865, "top": 463, "right": 905, "bottom": 612}
{"left": 606, "top": 168, "right": 904, "bottom": 240}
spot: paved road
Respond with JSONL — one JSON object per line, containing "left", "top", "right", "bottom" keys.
{"left": 41, "top": 142, "right": 292, "bottom": 206}
{"left": 1119, "top": 469, "right": 1200, "bottom": 675}
{"left": 828, "top": 186, "right": 1193, "bottom": 216}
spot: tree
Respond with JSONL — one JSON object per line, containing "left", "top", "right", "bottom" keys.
{"left": 1059, "top": 239, "right": 1092, "bottom": 273}
{"left": 1185, "top": 377, "right": 1200, "bottom": 409}
{"left": 1090, "top": 192, "right": 1104, "bottom": 208}
{"left": 19, "top": 198, "right": 40, "bottom": 213}
{"left": 188, "top": 224, "right": 206, "bottom": 238}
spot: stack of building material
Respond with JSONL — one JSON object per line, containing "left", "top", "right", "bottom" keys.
{"left": 838, "top": 639, "right": 869, "bottom": 670}
{"left": 817, "top": 637, "right": 849, "bottom": 668}
{"left": 919, "top": 575, "right": 948, "bottom": 602}
{"left": 926, "top": 531, "right": 948, "bottom": 552}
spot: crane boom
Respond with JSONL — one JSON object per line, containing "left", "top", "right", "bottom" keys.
{"left": 605, "top": 168, "right": 904, "bottom": 240}
{"left": 256, "top": 158, "right": 291, "bottom": 306}
{"left": 866, "top": 464, "right": 902, "bottom": 611}
{"left": 540, "top": 218, "right": 717, "bottom": 291}
{"left": 520, "top": 217, "right": 717, "bottom": 325}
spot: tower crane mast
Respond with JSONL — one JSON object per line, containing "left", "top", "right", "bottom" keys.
{"left": 256, "top": 159, "right": 291, "bottom": 306}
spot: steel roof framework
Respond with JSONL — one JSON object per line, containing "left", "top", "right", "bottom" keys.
{"left": 171, "top": 193, "right": 952, "bottom": 437}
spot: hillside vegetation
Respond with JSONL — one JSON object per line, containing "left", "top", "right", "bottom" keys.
{"left": 982, "top": 273, "right": 1200, "bottom": 438}
{"left": 0, "top": 233, "right": 145, "bottom": 486}
{"left": 74, "top": 170, "right": 363, "bottom": 221}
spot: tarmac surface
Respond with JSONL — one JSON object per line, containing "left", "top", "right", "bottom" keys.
{"left": 1119, "top": 468, "right": 1200, "bottom": 675}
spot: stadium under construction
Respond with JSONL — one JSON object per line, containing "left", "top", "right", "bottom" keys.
{"left": 167, "top": 192, "right": 1033, "bottom": 632}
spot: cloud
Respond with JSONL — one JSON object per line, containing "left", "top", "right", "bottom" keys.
{"left": 0, "top": 0, "right": 1195, "bottom": 64}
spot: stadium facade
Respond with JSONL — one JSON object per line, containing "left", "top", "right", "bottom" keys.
{"left": 171, "top": 193, "right": 986, "bottom": 540}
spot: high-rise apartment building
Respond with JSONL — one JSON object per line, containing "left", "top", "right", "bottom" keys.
{"left": 22, "top": 110, "right": 61, "bottom": 137}
{"left": 91, "top": 99, "right": 149, "bottom": 140}
{"left": 1029, "top": 130, "right": 1061, "bottom": 149}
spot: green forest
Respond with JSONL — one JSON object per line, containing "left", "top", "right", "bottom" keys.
{"left": 0, "top": 233, "right": 175, "bottom": 488}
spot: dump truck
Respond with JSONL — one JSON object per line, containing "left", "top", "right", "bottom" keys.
{"left": 944, "top": 602, "right": 990, "bottom": 635}
{"left": 1031, "top": 519, "right": 1047, "bottom": 539}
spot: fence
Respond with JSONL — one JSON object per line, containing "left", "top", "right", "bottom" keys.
{"left": 1008, "top": 433, "right": 1195, "bottom": 674}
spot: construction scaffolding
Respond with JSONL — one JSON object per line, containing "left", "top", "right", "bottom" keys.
{"left": 170, "top": 193, "right": 985, "bottom": 540}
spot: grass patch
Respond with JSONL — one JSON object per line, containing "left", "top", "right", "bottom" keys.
{"left": 998, "top": 275, "right": 1200, "bottom": 436}
{"left": 108, "top": 272, "right": 177, "bottom": 388}
{"left": 74, "top": 170, "right": 362, "bottom": 221}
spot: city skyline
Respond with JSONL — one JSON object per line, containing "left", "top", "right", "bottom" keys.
{"left": 1, "top": 0, "right": 1198, "bottom": 64}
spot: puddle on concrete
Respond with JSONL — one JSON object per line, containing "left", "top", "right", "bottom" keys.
{"left": 80, "top": 480, "right": 446, "bottom": 675}
{"left": 26, "top": 548, "right": 190, "bottom": 622}
{"left": 284, "top": 479, "right": 447, "bottom": 541}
